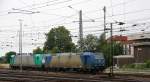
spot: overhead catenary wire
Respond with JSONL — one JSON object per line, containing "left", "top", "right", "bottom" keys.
{"left": 40, "top": 0, "right": 94, "bottom": 11}
{"left": 0, "top": 0, "right": 149, "bottom": 49}
{"left": 17, "top": 0, "right": 29, "bottom": 6}
{"left": 0, "top": 24, "right": 149, "bottom": 48}
{"left": 0, "top": 0, "right": 86, "bottom": 14}
{"left": 28, "top": 0, "right": 73, "bottom": 10}
{"left": 1, "top": 18, "right": 150, "bottom": 33}
{"left": 0, "top": 0, "right": 137, "bottom": 17}
{"left": 36, "top": 12, "right": 78, "bottom": 24}
{"left": 0, "top": 0, "right": 69, "bottom": 16}
{"left": 15, "top": 0, "right": 61, "bottom": 11}
{"left": 84, "top": 0, "right": 137, "bottom": 14}
{"left": 93, "top": 8, "right": 150, "bottom": 20}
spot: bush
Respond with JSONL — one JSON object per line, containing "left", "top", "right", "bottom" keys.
{"left": 145, "top": 60, "right": 150, "bottom": 68}
{"left": 134, "top": 63, "right": 146, "bottom": 69}
{"left": 122, "top": 64, "right": 135, "bottom": 68}
{"left": 122, "top": 63, "right": 146, "bottom": 69}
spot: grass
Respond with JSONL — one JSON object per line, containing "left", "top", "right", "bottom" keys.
{"left": 105, "top": 67, "right": 150, "bottom": 75}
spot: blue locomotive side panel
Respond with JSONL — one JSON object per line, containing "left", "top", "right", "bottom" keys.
{"left": 80, "top": 52, "right": 105, "bottom": 71}
{"left": 94, "top": 53, "right": 105, "bottom": 67}
{"left": 80, "top": 52, "right": 95, "bottom": 68}
{"left": 44, "top": 54, "right": 52, "bottom": 64}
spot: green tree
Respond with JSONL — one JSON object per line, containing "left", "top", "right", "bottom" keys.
{"left": 78, "top": 34, "right": 98, "bottom": 52}
{"left": 100, "top": 42, "right": 123, "bottom": 67}
{"left": 77, "top": 33, "right": 123, "bottom": 67}
{"left": 97, "top": 33, "right": 123, "bottom": 67}
{"left": 5, "top": 51, "right": 16, "bottom": 63}
{"left": 33, "top": 47, "right": 44, "bottom": 54}
{"left": 43, "top": 26, "right": 75, "bottom": 53}
{"left": 113, "top": 42, "right": 123, "bottom": 56}
{"left": 96, "top": 32, "right": 106, "bottom": 52}
{"left": 0, "top": 56, "right": 6, "bottom": 63}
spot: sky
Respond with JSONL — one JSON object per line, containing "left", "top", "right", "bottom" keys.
{"left": 0, "top": 0, "right": 150, "bottom": 56}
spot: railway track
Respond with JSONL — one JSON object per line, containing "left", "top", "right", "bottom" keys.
{"left": 0, "top": 70, "right": 104, "bottom": 82}
{"left": 0, "top": 69, "right": 149, "bottom": 82}
{"left": 0, "top": 72, "right": 105, "bottom": 82}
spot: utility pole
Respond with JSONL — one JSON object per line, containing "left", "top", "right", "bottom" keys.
{"left": 19, "top": 19, "right": 23, "bottom": 72}
{"left": 103, "top": 6, "right": 106, "bottom": 39}
{"left": 106, "top": 21, "right": 125, "bottom": 77}
{"left": 110, "top": 23, "right": 113, "bottom": 77}
{"left": 68, "top": 7, "right": 94, "bottom": 52}
{"left": 79, "top": 10, "right": 83, "bottom": 52}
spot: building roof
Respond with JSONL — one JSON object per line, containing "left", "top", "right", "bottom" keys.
{"left": 112, "top": 35, "right": 128, "bottom": 41}
{"left": 128, "top": 32, "right": 150, "bottom": 40}
{"left": 107, "top": 35, "right": 128, "bottom": 42}
{"left": 133, "top": 42, "right": 150, "bottom": 46}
